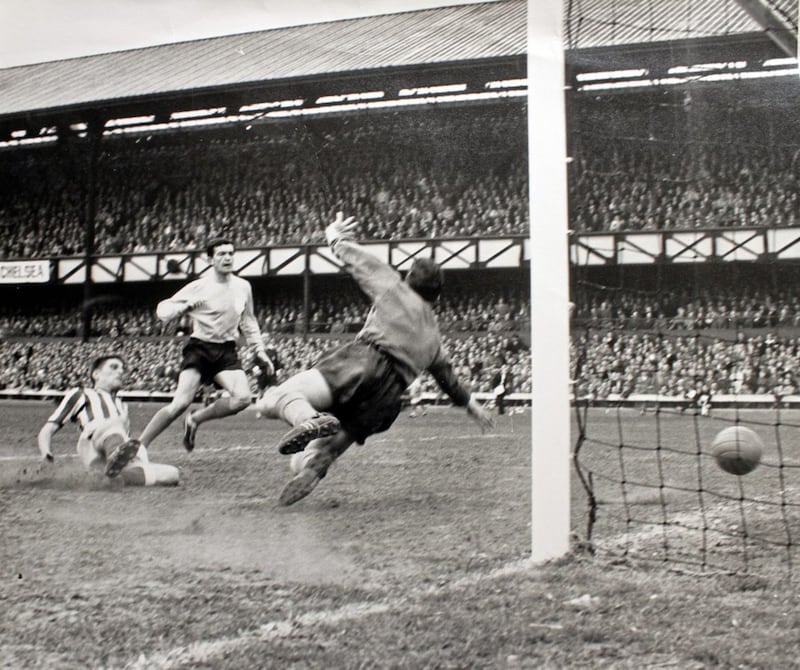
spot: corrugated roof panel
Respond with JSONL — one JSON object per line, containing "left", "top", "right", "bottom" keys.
{"left": 0, "top": 0, "right": 788, "bottom": 119}
{"left": 0, "top": 1, "right": 526, "bottom": 118}
{"left": 564, "top": 0, "right": 765, "bottom": 49}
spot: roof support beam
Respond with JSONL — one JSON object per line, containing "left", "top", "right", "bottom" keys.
{"left": 733, "top": 0, "right": 797, "bottom": 57}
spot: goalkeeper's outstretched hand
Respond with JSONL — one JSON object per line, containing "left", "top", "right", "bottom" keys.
{"left": 466, "top": 395, "right": 495, "bottom": 433}
{"left": 325, "top": 212, "right": 359, "bottom": 246}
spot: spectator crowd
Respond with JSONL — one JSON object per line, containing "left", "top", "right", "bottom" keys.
{"left": 0, "top": 331, "right": 530, "bottom": 398}
{"left": 571, "top": 275, "right": 800, "bottom": 401}
{"left": 0, "top": 288, "right": 530, "bottom": 338}
{"left": 571, "top": 329, "right": 800, "bottom": 401}
{"left": 569, "top": 139, "right": 800, "bottom": 233}
{"left": 573, "top": 283, "right": 800, "bottom": 331}
{"left": 568, "top": 98, "right": 800, "bottom": 234}
{"left": 0, "top": 106, "right": 527, "bottom": 260}
{"left": 6, "top": 97, "right": 800, "bottom": 261}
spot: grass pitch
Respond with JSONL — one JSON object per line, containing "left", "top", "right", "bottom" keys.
{"left": 1, "top": 401, "right": 798, "bottom": 669}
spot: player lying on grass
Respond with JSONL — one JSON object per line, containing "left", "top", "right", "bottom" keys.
{"left": 36, "top": 354, "right": 180, "bottom": 486}
{"left": 256, "top": 212, "right": 495, "bottom": 505}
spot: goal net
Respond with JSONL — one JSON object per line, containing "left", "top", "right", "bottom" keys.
{"left": 564, "top": 0, "right": 800, "bottom": 578}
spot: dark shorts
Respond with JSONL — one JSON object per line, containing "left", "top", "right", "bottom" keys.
{"left": 181, "top": 338, "right": 242, "bottom": 385}
{"left": 315, "top": 341, "right": 407, "bottom": 444}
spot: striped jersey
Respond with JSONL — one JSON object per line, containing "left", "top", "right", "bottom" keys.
{"left": 47, "top": 387, "right": 128, "bottom": 431}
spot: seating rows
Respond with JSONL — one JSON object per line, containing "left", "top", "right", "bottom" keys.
{"left": 573, "top": 283, "right": 800, "bottom": 330}
{"left": 0, "top": 106, "right": 527, "bottom": 259}
{"left": 572, "top": 329, "right": 800, "bottom": 399}
{"left": 0, "top": 290, "right": 529, "bottom": 337}
{"left": 0, "top": 331, "right": 530, "bottom": 396}
{"left": 4, "top": 94, "right": 800, "bottom": 261}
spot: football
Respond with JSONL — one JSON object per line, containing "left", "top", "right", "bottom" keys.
{"left": 710, "top": 425, "right": 763, "bottom": 475}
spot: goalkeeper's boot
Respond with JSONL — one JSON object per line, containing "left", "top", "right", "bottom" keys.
{"left": 104, "top": 439, "right": 141, "bottom": 478}
{"left": 279, "top": 448, "right": 335, "bottom": 506}
{"left": 277, "top": 413, "right": 340, "bottom": 455}
{"left": 182, "top": 412, "right": 198, "bottom": 452}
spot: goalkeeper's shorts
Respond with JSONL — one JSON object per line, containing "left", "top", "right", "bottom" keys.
{"left": 315, "top": 341, "right": 406, "bottom": 444}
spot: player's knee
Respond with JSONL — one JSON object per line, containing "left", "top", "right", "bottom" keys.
{"left": 265, "top": 387, "right": 308, "bottom": 419}
{"left": 260, "top": 385, "right": 281, "bottom": 411}
{"left": 167, "top": 397, "right": 193, "bottom": 416}
{"left": 258, "top": 386, "right": 302, "bottom": 419}
{"left": 97, "top": 432, "right": 125, "bottom": 457}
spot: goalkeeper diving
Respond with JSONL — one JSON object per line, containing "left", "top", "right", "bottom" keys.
{"left": 256, "top": 212, "right": 494, "bottom": 505}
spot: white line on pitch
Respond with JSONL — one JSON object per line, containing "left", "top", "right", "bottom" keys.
{"left": 124, "top": 601, "right": 392, "bottom": 670}
{"left": 0, "top": 453, "right": 78, "bottom": 462}
{"left": 185, "top": 433, "right": 513, "bottom": 456}
{"left": 0, "top": 433, "right": 513, "bottom": 462}
{"left": 122, "top": 558, "right": 535, "bottom": 670}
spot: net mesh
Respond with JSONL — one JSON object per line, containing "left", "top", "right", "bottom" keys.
{"left": 566, "top": 0, "right": 800, "bottom": 578}
{"left": 572, "top": 349, "right": 800, "bottom": 577}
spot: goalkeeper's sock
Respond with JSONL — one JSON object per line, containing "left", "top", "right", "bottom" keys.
{"left": 275, "top": 391, "right": 318, "bottom": 427}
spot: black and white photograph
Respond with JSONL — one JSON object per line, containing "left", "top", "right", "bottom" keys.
{"left": 1, "top": 0, "right": 798, "bottom": 667}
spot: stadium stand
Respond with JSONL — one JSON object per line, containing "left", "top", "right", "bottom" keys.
{"left": 573, "top": 284, "right": 800, "bottom": 330}
{"left": 569, "top": 136, "right": 800, "bottom": 233}
{"left": 0, "top": 108, "right": 527, "bottom": 259}
{"left": 0, "top": 332, "right": 530, "bottom": 396}
{"left": 5, "top": 97, "right": 800, "bottom": 260}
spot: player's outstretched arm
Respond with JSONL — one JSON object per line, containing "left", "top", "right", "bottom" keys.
{"left": 325, "top": 211, "right": 359, "bottom": 246}
{"left": 156, "top": 289, "right": 205, "bottom": 322}
{"left": 429, "top": 355, "right": 494, "bottom": 432}
{"left": 466, "top": 395, "right": 495, "bottom": 433}
{"left": 324, "top": 212, "right": 399, "bottom": 300}
{"left": 36, "top": 422, "right": 59, "bottom": 462}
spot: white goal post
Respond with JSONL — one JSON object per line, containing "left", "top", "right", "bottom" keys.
{"left": 528, "top": 0, "right": 571, "bottom": 563}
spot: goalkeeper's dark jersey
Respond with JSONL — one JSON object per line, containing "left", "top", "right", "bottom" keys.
{"left": 330, "top": 238, "right": 470, "bottom": 406}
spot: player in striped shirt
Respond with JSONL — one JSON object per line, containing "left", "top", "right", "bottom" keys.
{"left": 37, "top": 354, "right": 180, "bottom": 486}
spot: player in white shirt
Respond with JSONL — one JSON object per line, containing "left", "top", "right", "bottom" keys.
{"left": 36, "top": 355, "right": 179, "bottom": 486}
{"left": 135, "top": 238, "right": 274, "bottom": 453}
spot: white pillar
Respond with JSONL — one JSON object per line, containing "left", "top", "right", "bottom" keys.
{"left": 528, "top": 0, "right": 571, "bottom": 563}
